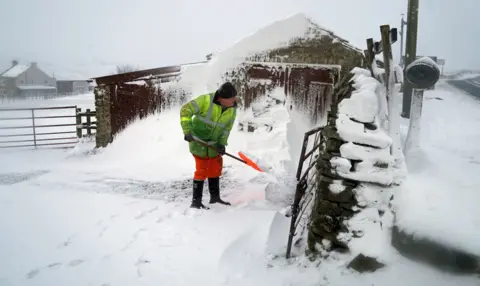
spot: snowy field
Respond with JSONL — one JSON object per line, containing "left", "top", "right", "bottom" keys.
{"left": 1, "top": 83, "right": 479, "bottom": 285}
{"left": 0, "top": 93, "right": 95, "bottom": 110}
{"left": 394, "top": 80, "right": 480, "bottom": 256}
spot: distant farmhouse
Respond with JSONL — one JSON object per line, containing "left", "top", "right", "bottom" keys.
{"left": 56, "top": 80, "right": 93, "bottom": 95}
{"left": 0, "top": 60, "right": 57, "bottom": 99}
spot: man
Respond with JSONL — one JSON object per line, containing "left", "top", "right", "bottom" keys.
{"left": 180, "top": 82, "right": 238, "bottom": 209}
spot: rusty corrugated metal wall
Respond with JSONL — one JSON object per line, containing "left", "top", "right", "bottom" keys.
{"left": 243, "top": 63, "right": 339, "bottom": 123}
{"left": 110, "top": 83, "right": 161, "bottom": 137}
{"left": 93, "top": 65, "right": 187, "bottom": 143}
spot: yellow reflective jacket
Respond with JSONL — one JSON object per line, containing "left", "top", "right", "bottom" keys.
{"left": 180, "top": 93, "right": 237, "bottom": 158}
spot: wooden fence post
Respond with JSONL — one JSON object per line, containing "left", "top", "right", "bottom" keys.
{"left": 76, "top": 108, "right": 82, "bottom": 138}
{"left": 380, "top": 25, "right": 400, "bottom": 157}
{"left": 380, "top": 25, "right": 393, "bottom": 99}
{"left": 365, "top": 38, "right": 376, "bottom": 78}
{"left": 31, "top": 109, "right": 37, "bottom": 148}
{"left": 86, "top": 109, "right": 92, "bottom": 136}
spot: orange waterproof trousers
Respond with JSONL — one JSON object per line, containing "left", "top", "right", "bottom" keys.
{"left": 193, "top": 155, "right": 223, "bottom": 181}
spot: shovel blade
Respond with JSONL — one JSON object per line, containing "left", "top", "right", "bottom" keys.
{"left": 238, "top": 152, "right": 264, "bottom": 172}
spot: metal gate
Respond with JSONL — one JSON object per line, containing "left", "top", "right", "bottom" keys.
{"left": 286, "top": 125, "right": 324, "bottom": 258}
{"left": 0, "top": 106, "right": 95, "bottom": 149}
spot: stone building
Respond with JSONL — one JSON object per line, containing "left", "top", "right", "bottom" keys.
{"left": 218, "top": 13, "right": 365, "bottom": 125}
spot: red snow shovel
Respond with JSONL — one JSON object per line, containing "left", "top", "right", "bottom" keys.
{"left": 192, "top": 138, "right": 263, "bottom": 172}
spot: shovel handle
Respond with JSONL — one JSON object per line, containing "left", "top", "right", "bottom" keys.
{"left": 192, "top": 137, "right": 246, "bottom": 164}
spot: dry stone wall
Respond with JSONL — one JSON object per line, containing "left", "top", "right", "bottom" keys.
{"left": 307, "top": 68, "right": 405, "bottom": 272}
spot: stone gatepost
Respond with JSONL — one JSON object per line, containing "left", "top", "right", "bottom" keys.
{"left": 94, "top": 84, "right": 113, "bottom": 148}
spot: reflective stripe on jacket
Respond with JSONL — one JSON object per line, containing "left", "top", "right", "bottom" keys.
{"left": 180, "top": 93, "right": 237, "bottom": 158}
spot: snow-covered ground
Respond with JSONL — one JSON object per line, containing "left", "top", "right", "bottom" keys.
{"left": 394, "top": 80, "right": 480, "bottom": 257}
{"left": 1, "top": 82, "right": 480, "bottom": 285}
{"left": 0, "top": 93, "right": 95, "bottom": 110}
{"left": 1, "top": 12, "right": 479, "bottom": 286}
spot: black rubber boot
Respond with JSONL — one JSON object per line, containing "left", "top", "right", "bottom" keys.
{"left": 190, "top": 180, "right": 209, "bottom": 209}
{"left": 208, "top": 177, "right": 231, "bottom": 205}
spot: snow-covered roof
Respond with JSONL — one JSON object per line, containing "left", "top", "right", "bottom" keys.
{"left": 203, "top": 13, "right": 363, "bottom": 91}
{"left": 0, "top": 64, "right": 30, "bottom": 78}
{"left": 17, "top": 85, "right": 56, "bottom": 90}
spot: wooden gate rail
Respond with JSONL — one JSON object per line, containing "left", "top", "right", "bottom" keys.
{"left": 286, "top": 125, "right": 324, "bottom": 258}
{"left": 76, "top": 108, "right": 97, "bottom": 137}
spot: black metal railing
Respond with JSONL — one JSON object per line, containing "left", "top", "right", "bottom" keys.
{"left": 286, "top": 125, "right": 324, "bottom": 258}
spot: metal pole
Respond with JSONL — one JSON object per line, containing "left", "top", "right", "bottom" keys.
{"left": 402, "top": 0, "right": 420, "bottom": 118}
{"left": 404, "top": 89, "right": 424, "bottom": 155}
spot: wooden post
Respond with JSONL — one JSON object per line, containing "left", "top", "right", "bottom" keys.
{"left": 402, "top": 0, "right": 420, "bottom": 118}
{"left": 31, "top": 109, "right": 37, "bottom": 148}
{"left": 86, "top": 108, "right": 92, "bottom": 136}
{"left": 380, "top": 25, "right": 394, "bottom": 98}
{"left": 399, "top": 15, "right": 408, "bottom": 67}
{"left": 366, "top": 38, "right": 375, "bottom": 77}
{"left": 76, "top": 107, "right": 82, "bottom": 138}
{"left": 380, "top": 25, "right": 398, "bottom": 156}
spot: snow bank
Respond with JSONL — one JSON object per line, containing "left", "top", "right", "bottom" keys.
{"left": 393, "top": 85, "right": 480, "bottom": 256}
{"left": 2, "top": 180, "right": 477, "bottom": 286}
{"left": 446, "top": 70, "right": 480, "bottom": 80}
{"left": 174, "top": 62, "right": 209, "bottom": 96}
{"left": 233, "top": 87, "right": 298, "bottom": 205}
{"left": 203, "top": 12, "right": 359, "bottom": 91}
{"left": 204, "top": 13, "right": 316, "bottom": 90}
{"left": 0, "top": 184, "right": 287, "bottom": 286}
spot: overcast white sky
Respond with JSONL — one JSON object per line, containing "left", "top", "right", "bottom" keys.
{"left": 0, "top": 0, "right": 476, "bottom": 79}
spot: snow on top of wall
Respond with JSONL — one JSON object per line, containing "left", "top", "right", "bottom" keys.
{"left": 243, "top": 60, "right": 342, "bottom": 71}
{"left": 203, "top": 12, "right": 361, "bottom": 91}
{"left": 333, "top": 67, "right": 407, "bottom": 186}
{"left": 0, "top": 64, "right": 30, "bottom": 78}
{"left": 339, "top": 67, "right": 380, "bottom": 123}
{"left": 335, "top": 68, "right": 389, "bottom": 149}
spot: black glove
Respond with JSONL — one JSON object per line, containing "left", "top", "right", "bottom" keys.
{"left": 216, "top": 144, "right": 226, "bottom": 155}
{"left": 184, "top": 133, "right": 194, "bottom": 142}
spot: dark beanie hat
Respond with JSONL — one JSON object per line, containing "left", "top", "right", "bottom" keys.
{"left": 216, "top": 82, "right": 237, "bottom": 99}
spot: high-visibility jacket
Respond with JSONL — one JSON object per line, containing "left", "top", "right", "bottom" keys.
{"left": 180, "top": 93, "right": 237, "bottom": 158}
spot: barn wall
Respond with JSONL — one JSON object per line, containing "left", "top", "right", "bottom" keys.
{"left": 237, "top": 62, "right": 340, "bottom": 124}
{"left": 253, "top": 36, "right": 365, "bottom": 76}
